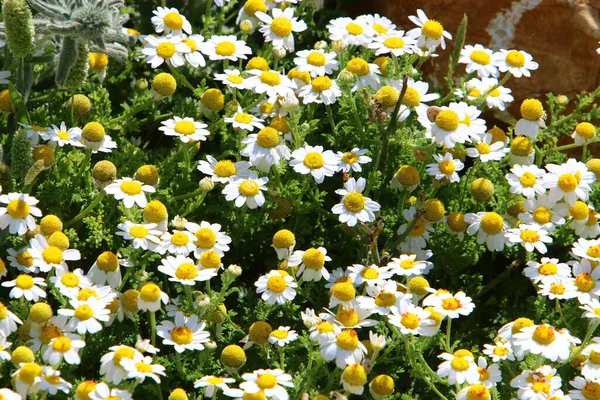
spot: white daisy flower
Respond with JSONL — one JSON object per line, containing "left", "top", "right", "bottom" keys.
{"left": 44, "top": 122, "right": 84, "bottom": 147}
{"left": 388, "top": 301, "right": 435, "bottom": 336}
{"left": 289, "top": 247, "right": 332, "bottom": 282}
{"left": 456, "top": 384, "right": 491, "bottom": 400}
{"left": 104, "top": 177, "right": 155, "bottom": 209}
{"left": 222, "top": 174, "right": 269, "bottom": 209}
{"left": 492, "top": 49, "right": 538, "bottom": 78}
{"left": 0, "top": 335, "right": 12, "bottom": 361}
{"left": 197, "top": 155, "right": 251, "bottom": 184}
{"left": 423, "top": 290, "right": 475, "bottom": 319}
{"left": 573, "top": 205, "right": 600, "bottom": 239}
{"left": 462, "top": 77, "right": 513, "bottom": 111}
{"left": 255, "top": 8, "right": 307, "bottom": 52}
{"left": 151, "top": 7, "right": 192, "bottom": 35}
{"left": 43, "top": 332, "right": 85, "bottom": 366}
{"left": 327, "top": 17, "right": 374, "bottom": 46}
{"left": 58, "top": 297, "right": 110, "bottom": 334}
{"left": 268, "top": 326, "right": 298, "bottom": 347}
{"left": 417, "top": 103, "right": 471, "bottom": 148}
{"left": 511, "top": 366, "right": 562, "bottom": 400}
{"left": 436, "top": 350, "right": 479, "bottom": 385}
{"left": 224, "top": 106, "right": 265, "bottom": 131}
{"left": 116, "top": 221, "right": 162, "bottom": 250}
{"left": 142, "top": 35, "right": 190, "bottom": 68}
{"left": 321, "top": 329, "right": 367, "bottom": 368}
{"left": 459, "top": 44, "right": 498, "bottom": 78}
{"left": 89, "top": 382, "right": 132, "bottom": 400}
{"left": 121, "top": 355, "right": 166, "bottom": 383}
{"left": 464, "top": 211, "right": 509, "bottom": 252}
{"left": 453, "top": 101, "right": 488, "bottom": 139}
{"left": 426, "top": 152, "right": 464, "bottom": 183}
{"left": 289, "top": 144, "right": 338, "bottom": 184}
{"left": 483, "top": 342, "right": 515, "bottom": 362}
{"left": 513, "top": 324, "right": 576, "bottom": 361}
{"left": 358, "top": 280, "right": 410, "bottom": 315}
{"left": 538, "top": 279, "right": 578, "bottom": 300}
{"left": 520, "top": 194, "right": 568, "bottom": 231}
{"left": 241, "top": 127, "right": 291, "bottom": 172}
{"left": 331, "top": 177, "right": 380, "bottom": 227}
{"left": 245, "top": 69, "right": 297, "bottom": 98}
{"left": 368, "top": 31, "right": 416, "bottom": 56}
{"left": 50, "top": 268, "right": 91, "bottom": 298}
{"left": 2, "top": 274, "right": 46, "bottom": 302}
{"left": 524, "top": 257, "right": 571, "bottom": 285}
{"left": 99, "top": 345, "right": 143, "bottom": 384}
{"left": 322, "top": 305, "right": 377, "bottom": 330}
{"left": 27, "top": 233, "right": 80, "bottom": 274}
{"left": 200, "top": 35, "right": 252, "bottom": 61}
{"left": 297, "top": 75, "right": 341, "bottom": 105}
{"left": 466, "top": 133, "right": 508, "bottom": 162}
{"left": 159, "top": 116, "right": 209, "bottom": 143}
{"left": 158, "top": 255, "right": 216, "bottom": 285}
{"left": 336, "top": 148, "right": 371, "bottom": 173}
{"left": 157, "top": 311, "right": 210, "bottom": 352}
{"left": 347, "top": 263, "right": 393, "bottom": 287}
{"left": 294, "top": 49, "right": 338, "bottom": 77}
{"left": 359, "top": 13, "right": 396, "bottom": 35}
{"left": 544, "top": 159, "right": 595, "bottom": 205}
{"left": 88, "top": 252, "right": 125, "bottom": 289}
{"left": 475, "top": 357, "right": 502, "bottom": 388}
{"left": 572, "top": 239, "right": 600, "bottom": 263}
{"left": 255, "top": 270, "right": 297, "bottom": 305}
{"left": 181, "top": 34, "right": 206, "bottom": 67}
{"left": 7, "top": 247, "right": 38, "bottom": 273}
{"left": 344, "top": 57, "right": 380, "bottom": 92}
{"left": 506, "top": 223, "right": 552, "bottom": 254}
{"left": 240, "top": 369, "right": 294, "bottom": 399}
{"left": 138, "top": 282, "right": 169, "bottom": 312}
{"left": 571, "top": 258, "right": 600, "bottom": 304}
{"left": 506, "top": 164, "right": 546, "bottom": 199}
{"left": 398, "top": 78, "right": 440, "bottom": 121}
{"left": 19, "top": 123, "right": 47, "bottom": 145}
{"left": 185, "top": 221, "right": 232, "bottom": 257}
{"left": 388, "top": 253, "right": 431, "bottom": 277}
{"left": 581, "top": 344, "right": 600, "bottom": 380}
{"left": 194, "top": 376, "right": 237, "bottom": 398}
{"left": 572, "top": 122, "right": 597, "bottom": 146}
{"left": 215, "top": 69, "right": 250, "bottom": 90}
{"left": 0, "top": 301, "right": 22, "bottom": 336}
{"left": 157, "top": 230, "right": 197, "bottom": 256}
{"left": 407, "top": 9, "right": 452, "bottom": 50}
{"left": 581, "top": 298, "right": 600, "bottom": 320}
{"left": 0, "top": 192, "right": 42, "bottom": 235}
{"left": 570, "top": 375, "right": 600, "bottom": 400}
{"left": 39, "top": 366, "right": 71, "bottom": 395}
{"left": 309, "top": 319, "right": 341, "bottom": 345}
{"left": 396, "top": 207, "right": 434, "bottom": 252}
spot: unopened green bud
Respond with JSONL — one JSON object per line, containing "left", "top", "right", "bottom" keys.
{"left": 200, "top": 177, "right": 214, "bottom": 192}
{"left": 64, "top": 41, "right": 89, "bottom": 90}
{"left": 3, "top": 0, "right": 35, "bottom": 58}
{"left": 55, "top": 37, "right": 79, "bottom": 88}
{"left": 10, "top": 130, "right": 33, "bottom": 184}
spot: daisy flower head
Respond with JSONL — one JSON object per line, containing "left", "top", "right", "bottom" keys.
{"left": 289, "top": 247, "right": 331, "bottom": 282}
{"left": 255, "top": 270, "right": 297, "bottom": 305}
{"left": 89, "top": 383, "right": 132, "bottom": 400}
{"left": 0, "top": 301, "right": 22, "bottom": 336}
{"left": 197, "top": 155, "right": 251, "bottom": 184}
{"left": 298, "top": 75, "right": 342, "bottom": 105}
{"left": 507, "top": 223, "right": 552, "bottom": 254}
{"left": 483, "top": 341, "right": 515, "bottom": 362}
{"left": 453, "top": 101, "right": 488, "bottom": 139}
{"left": 368, "top": 31, "right": 416, "bottom": 57}
{"left": 513, "top": 324, "right": 576, "bottom": 362}
{"left": 426, "top": 153, "right": 464, "bottom": 183}
{"left": 570, "top": 375, "right": 600, "bottom": 400}
{"left": 493, "top": 49, "right": 538, "bottom": 78}
{"left": 222, "top": 174, "right": 269, "bottom": 209}
{"left": 27, "top": 233, "right": 80, "bottom": 274}
{"left": 272, "top": 229, "right": 295, "bottom": 260}
{"left": 321, "top": 329, "right": 367, "bottom": 368}
{"left": 417, "top": 103, "right": 470, "bottom": 148}
{"left": 510, "top": 365, "right": 562, "bottom": 400}
{"left": 464, "top": 211, "right": 509, "bottom": 252}
{"left": 240, "top": 369, "right": 294, "bottom": 399}
{"left": 437, "top": 349, "right": 479, "bottom": 385}
{"left": 158, "top": 255, "right": 217, "bottom": 285}
{"left": 151, "top": 7, "right": 192, "bottom": 35}
{"left": 340, "top": 363, "right": 368, "bottom": 395}
{"left": 456, "top": 384, "right": 491, "bottom": 400}
{"left": 294, "top": 49, "right": 338, "bottom": 77}
{"left": 506, "top": 164, "right": 546, "bottom": 199}
{"left": 581, "top": 298, "right": 600, "bottom": 321}
{"left": 396, "top": 207, "right": 434, "bottom": 251}
{"left": 225, "top": 107, "right": 265, "bottom": 132}
{"left": 475, "top": 356, "right": 502, "bottom": 388}
{"left": 116, "top": 221, "right": 162, "bottom": 250}
{"left": 181, "top": 34, "right": 206, "bottom": 67}
{"left": 185, "top": 221, "right": 232, "bottom": 258}
{"left": 20, "top": 123, "right": 48, "bottom": 145}
{"left": 159, "top": 116, "right": 209, "bottom": 143}
{"left": 327, "top": 17, "right": 374, "bottom": 46}
{"left": 88, "top": 251, "right": 124, "bottom": 288}
{"left": 465, "top": 77, "right": 513, "bottom": 111}
{"left": 194, "top": 375, "right": 236, "bottom": 398}
{"left": 289, "top": 144, "right": 338, "bottom": 184}
{"left": 331, "top": 177, "right": 381, "bottom": 227}
{"left": 240, "top": 127, "right": 291, "bottom": 172}
{"left": 43, "top": 332, "right": 86, "bottom": 366}
{"left": 573, "top": 122, "right": 597, "bottom": 146}
{"left": 538, "top": 279, "right": 578, "bottom": 300}
{"left": 459, "top": 44, "right": 498, "bottom": 78}
{"left": 337, "top": 148, "right": 371, "bottom": 173}
{"left": 509, "top": 136, "right": 535, "bottom": 166}
{"left": 397, "top": 77, "right": 440, "bottom": 121}
{"left": 58, "top": 297, "right": 110, "bottom": 334}
{"left": 12, "top": 362, "right": 43, "bottom": 397}
{"left": 121, "top": 355, "right": 166, "bottom": 383}
{"left": 215, "top": 69, "right": 250, "bottom": 90}
{"left": 0, "top": 192, "right": 42, "bottom": 234}
{"left": 157, "top": 311, "right": 210, "bottom": 353}
{"left": 50, "top": 268, "right": 91, "bottom": 299}
{"left": 2, "top": 274, "right": 47, "bottom": 302}
{"left": 544, "top": 159, "right": 595, "bottom": 205}
{"left": 200, "top": 35, "right": 252, "bottom": 61}
{"left": 104, "top": 177, "right": 155, "bottom": 209}
{"left": 309, "top": 319, "right": 342, "bottom": 345}
{"left": 388, "top": 301, "right": 435, "bottom": 336}
{"left": 157, "top": 230, "right": 197, "bottom": 256}
{"left": 524, "top": 257, "right": 571, "bottom": 285}
{"left": 80, "top": 121, "right": 117, "bottom": 153}
{"left": 142, "top": 35, "right": 190, "bottom": 68}
{"left": 466, "top": 134, "right": 508, "bottom": 163}
{"left": 245, "top": 69, "right": 296, "bottom": 98}
{"left": 99, "top": 345, "right": 144, "bottom": 384}
{"left": 515, "top": 98, "right": 546, "bottom": 138}
{"left": 0, "top": 389, "right": 19, "bottom": 400}
{"left": 45, "top": 122, "right": 84, "bottom": 147}
{"left": 407, "top": 9, "right": 453, "bottom": 50}
{"left": 423, "top": 290, "right": 475, "bottom": 319}
{"left": 388, "top": 253, "right": 431, "bottom": 277}
{"left": 344, "top": 57, "right": 380, "bottom": 92}
{"left": 138, "top": 282, "right": 169, "bottom": 312}
{"left": 520, "top": 194, "right": 568, "bottom": 231}
{"left": 358, "top": 280, "right": 410, "bottom": 315}
{"left": 268, "top": 326, "right": 298, "bottom": 347}
{"left": 570, "top": 258, "right": 600, "bottom": 304}
{"left": 255, "top": 8, "right": 307, "bottom": 52}
{"left": 359, "top": 13, "right": 397, "bottom": 36}
{"left": 348, "top": 263, "right": 393, "bottom": 287}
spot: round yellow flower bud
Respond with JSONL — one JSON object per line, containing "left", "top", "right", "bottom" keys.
{"left": 422, "top": 199, "right": 445, "bottom": 222}
{"left": 201, "top": 88, "right": 225, "bottom": 112}
{"left": 32, "top": 145, "right": 55, "bottom": 168}
{"left": 269, "top": 116, "right": 290, "bottom": 134}
{"left": 511, "top": 136, "right": 533, "bottom": 157}
{"left": 248, "top": 321, "right": 272, "bottom": 345}
{"left": 488, "top": 126, "right": 507, "bottom": 144}
{"left": 373, "top": 56, "right": 390, "bottom": 77}
{"left": 67, "top": 94, "right": 92, "bottom": 117}
{"left": 0, "top": 89, "right": 14, "bottom": 113}
{"left": 29, "top": 302, "right": 53, "bottom": 324}
{"left": 11, "top": 345, "right": 35, "bottom": 366}
{"left": 92, "top": 160, "right": 117, "bottom": 186}
{"left": 520, "top": 98, "right": 544, "bottom": 121}
{"left": 342, "top": 364, "right": 367, "bottom": 387}
{"left": 40, "top": 214, "right": 63, "bottom": 236}
{"left": 246, "top": 56, "right": 269, "bottom": 71}
{"left": 169, "top": 388, "right": 188, "bottom": 400}
{"left": 394, "top": 165, "right": 420, "bottom": 189}
{"left": 507, "top": 200, "right": 527, "bottom": 218}
{"left": 76, "top": 380, "right": 97, "bottom": 400}
{"left": 47, "top": 231, "right": 70, "bottom": 250}
{"left": 587, "top": 159, "right": 600, "bottom": 181}
{"left": 88, "top": 52, "right": 109, "bottom": 71}
{"left": 408, "top": 276, "right": 430, "bottom": 296}
{"left": 82, "top": 122, "right": 105, "bottom": 143}
{"left": 471, "top": 178, "right": 495, "bottom": 202}
{"left": 273, "top": 229, "right": 295, "bottom": 249}
{"left": 221, "top": 344, "right": 247, "bottom": 369}
{"left": 135, "top": 165, "right": 159, "bottom": 186}
{"left": 447, "top": 212, "right": 467, "bottom": 233}
{"left": 143, "top": 200, "right": 168, "bottom": 224}
{"left": 370, "top": 374, "right": 395, "bottom": 397}
{"left": 152, "top": 72, "right": 177, "bottom": 97}
{"left": 374, "top": 85, "right": 399, "bottom": 108}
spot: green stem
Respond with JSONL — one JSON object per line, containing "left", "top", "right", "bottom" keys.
{"left": 172, "top": 187, "right": 204, "bottom": 201}
{"left": 64, "top": 191, "right": 105, "bottom": 228}
{"left": 167, "top": 63, "right": 195, "bottom": 92}
{"left": 325, "top": 104, "right": 336, "bottom": 134}
{"left": 184, "top": 285, "right": 194, "bottom": 308}
{"left": 349, "top": 94, "right": 364, "bottom": 136}
{"left": 76, "top": 149, "right": 92, "bottom": 179}
{"left": 473, "top": 72, "right": 512, "bottom": 106}
{"left": 583, "top": 143, "right": 589, "bottom": 162}
{"left": 555, "top": 298, "right": 568, "bottom": 328}
{"left": 149, "top": 311, "right": 157, "bottom": 346}
{"left": 445, "top": 318, "right": 452, "bottom": 352}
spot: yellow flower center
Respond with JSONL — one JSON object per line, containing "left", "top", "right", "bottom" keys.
{"left": 331, "top": 282, "right": 356, "bottom": 301}
{"left": 235, "top": 113, "right": 254, "bottom": 124}
{"left": 171, "top": 326, "right": 193, "bottom": 344}
{"left": 174, "top": 121, "right": 196, "bottom": 136}
{"left": 182, "top": 38, "right": 197, "bottom": 52}
{"left": 52, "top": 336, "right": 72, "bottom": 352}
{"left": 200, "top": 250, "right": 221, "bottom": 269}
{"left": 520, "top": 229, "right": 540, "bottom": 243}
{"left": 409, "top": 219, "right": 427, "bottom": 237}
{"left": 207, "top": 376, "right": 225, "bottom": 384}
{"left": 576, "top": 273, "right": 596, "bottom": 292}
{"left": 476, "top": 142, "right": 491, "bottom": 155}
{"left": 438, "top": 159, "right": 455, "bottom": 175}
{"left": 311, "top": 76, "right": 332, "bottom": 93}
{"left": 375, "top": 292, "right": 396, "bottom": 307}
{"left": 317, "top": 321, "right": 335, "bottom": 333}
{"left": 7, "top": 199, "right": 30, "bottom": 219}
{"left": 506, "top": 50, "right": 525, "bottom": 68}
{"left": 583, "top": 381, "right": 600, "bottom": 400}
{"left": 469, "top": 88, "right": 482, "bottom": 98}
{"left": 152, "top": 73, "right": 177, "bottom": 97}
{"left": 16, "top": 274, "right": 34, "bottom": 289}
{"left": 401, "top": 312, "right": 420, "bottom": 330}
{"left": 260, "top": 71, "right": 281, "bottom": 86}
{"left": 307, "top": 51, "right": 327, "bottom": 66}
{"left": 337, "top": 308, "right": 359, "bottom": 327}
{"left": 40, "top": 325, "right": 62, "bottom": 344}
{"left": 270, "top": 17, "right": 293, "bottom": 37}
{"left": 16, "top": 251, "right": 34, "bottom": 267}
{"left": 480, "top": 212, "right": 504, "bottom": 235}
{"left": 257, "top": 373, "right": 278, "bottom": 390}
{"left": 130, "top": 226, "right": 149, "bottom": 238}
{"left": 372, "top": 23, "right": 387, "bottom": 34}
{"left": 303, "top": 152, "right": 325, "bottom": 169}
{"left": 61, "top": 272, "right": 80, "bottom": 288}
{"left": 571, "top": 201, "right": 590, "bottom": 220}
{"left": 256, "top": 127, "right": 280, "bottom": 148}
{"left": 435, "top": 110, "right": 460, "bottom": 131}
{"left": 195, "top": 228, "right": 217, "bottom": 248}
{"left": 18, "top": 363, "right": 42, "bottom": 385}
{"left": 113, "top": 347, "right": 135, "bottom": 367}
{"left": 402, "top": 87, "right": 421, "bottom": 108}
{"left": 441, "top": 297, "right": 461, "bottom": 311}
{"left": 336, "top": 329, "right": 359, "bottom": 350}
{"left": 239, "top": 180, "right": 260, "bottom": 197}
{"left": 175, "top": 263, "right": 198, "bottom": 280}
{"left": 213, "top": 160, "right": 237, "bottom": 178}
{"left": 267, "top": 276, "right": 287, "bottom": 293}
{"left": 478, "top": 367, "right": 490, "bottom": 381}
{"left": 271, "top": 329, "right": 289, "bottom": 339}
{"left": 511, "top": 136, "right": 533, "bottom": 156}
{"left": 550, "top": 283, "right": 565, "bottom": 295}
{"left": 248, "top": 322, "right": 272, "bottom": 344}
{"left": 493, "top": 346, "right": 509, "bottom": 356}
{"left": 57, "top": 130, "right": 70, "bottom": 140}
{"left": 120, "top": 181, "right": 143, "bottom": 195}
{"left": 532, "top": 207, "right": 551, "bottom": 224}
{"left": 140, "top": 283, "right": 162, "bottom": 302}
{"left": 345, "top": 22, "right": 363, "bottom": 35}
{"left": 227, "top": 75, "right": 244, "bottom": 84}
{"left": 163, "top": 12, "right": 184, "bottom": 30}
{"left": 156, "top": 42, "right": 177, "bottom": 59}
{"left": 375, "top": 86, "right": 399, "bottom": 108}
{"left": 470, "top": 50, "right": 491, "bottom": 65}
{"left": 259, "top": 102, "right": 275, "bottom": 114}
{"left": 467, "top": 384, "right": 490, "bottom": 400}
{"left": 450, "top": 357, "right": 470, "bottom": 371}
{"left": 134, "top": 362, "right": 153, "bottom": 373}
{"left": 539, "top": 263, "right": 558, "bottom": 275}
{"left": 244, "top": 0, "right": 267, "bottom": 16}
{"left": 512, "top": 318, "right": 534, "bottom": 334}
{"left": 346, "top": 58, "right": 370, "bottom": 77}
{"left": 521, "top": 99, "right": 544, "bottom": 121}
{"left": 74, "top": 305, "right": 94, "bottom": 321}
{"left": 588, "top": 246, "right": 600, "bottom": 259}
{"left": 96, "top": 251, "right": 119, "bottom": 272}
{"left": 576, "top": 122, "right": 596, "bottom": 139}
{"left": 215, "top": 41, "right": 236, "bottom": 56}
{"left": 42, "top": 246, "right": 63, "bottom": 264}
{"left": 342, "top": 364, "right": 367, "bottom": 386}
{"left": 532, "top": 325, "right": 555, "bottom": 344}
{"left": 590, "top": 350, "right": 600, "bottom": 364}
{"left": 383, "top": 37, "right": 404, "bottom": 49}
{"left": 342, "top": 152, "right": 359, "bottom": 164}
{"left": 171, "top": 232, "right": 190, "bottom": 246}
{"left": 361, "top": 267, "right": 379, "bottom": 280}
{"left": 422, "top": 19, "right": 444, "bottom": 39}
{"left": 343, "top": 192, "right": 366, "bottom": 212}
{"left": 519, "top": 172, "right": 537, "bottom": 187}
{"left": 302, "top": 248, "right": 325, "bottom": 269}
